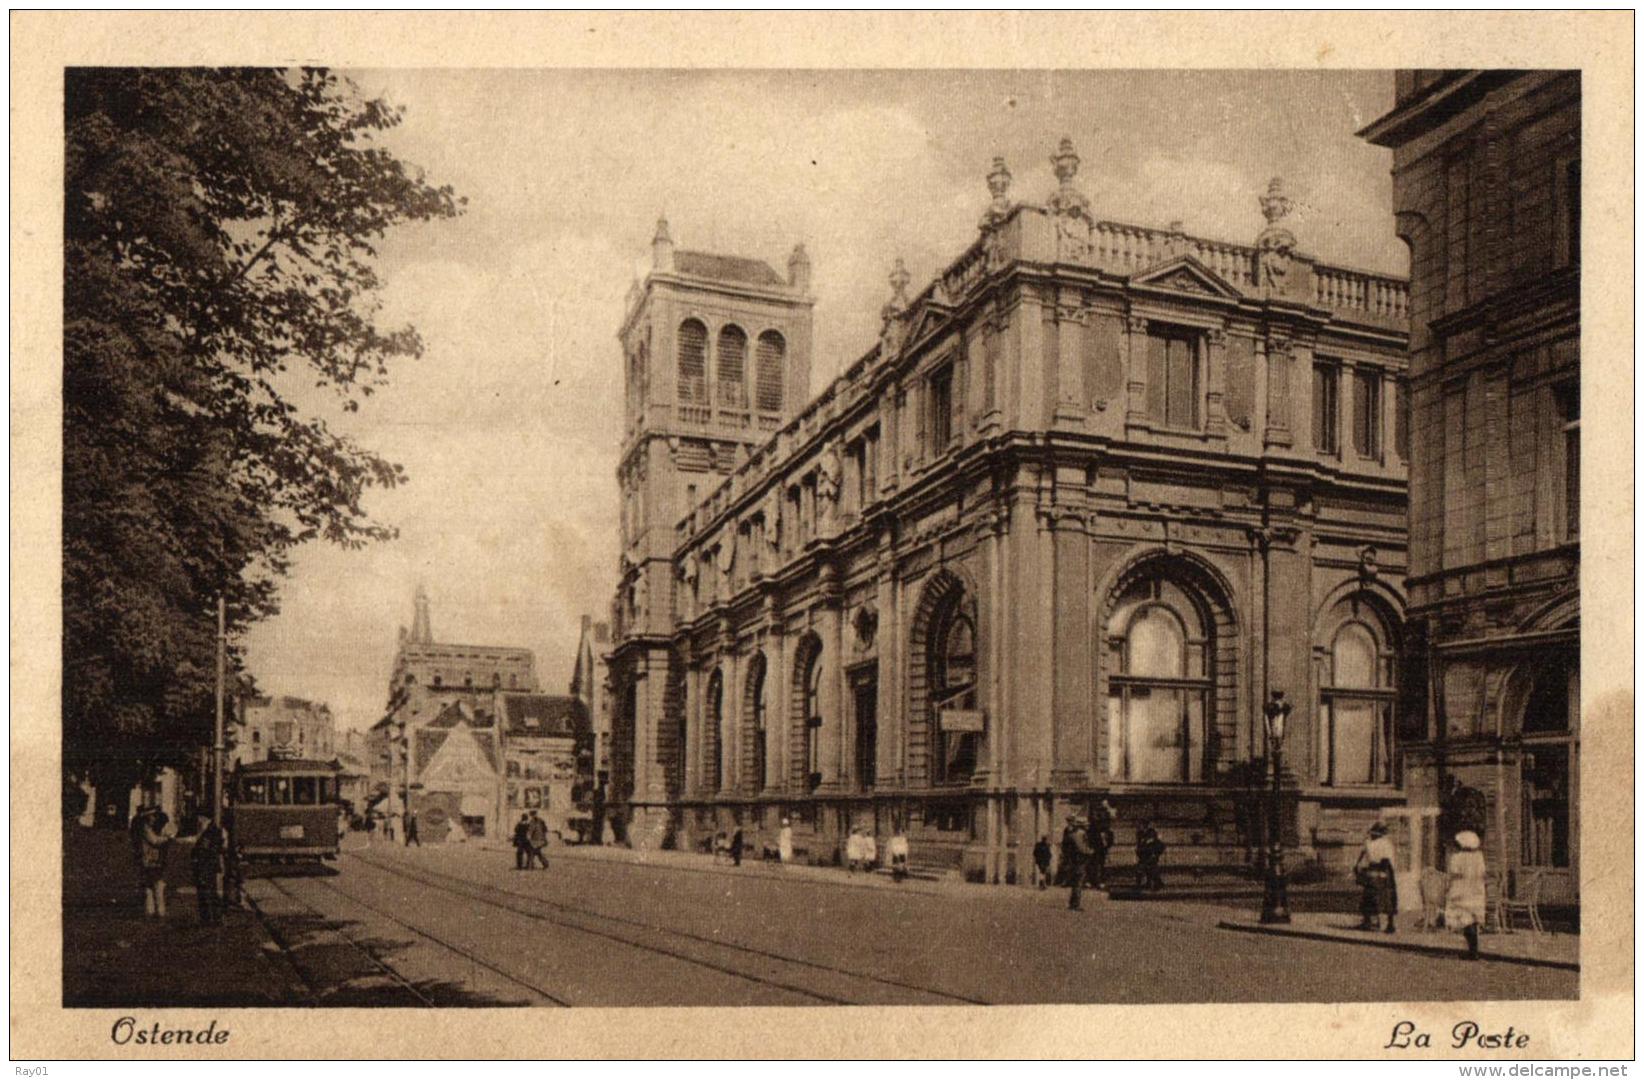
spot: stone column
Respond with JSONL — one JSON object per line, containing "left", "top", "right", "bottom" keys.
{"left": 1124, "top": 315, "right": 1150, "bottom": 424}
{"left": 1050, "top": 508, "right": 1093, "bottom": 784}
{"left": 723, "top": 649, "right": 741, "bottom": 797}
{"left": 876, "top": 565, "right": 898, "bottom": 789}
{"left": 1053, "top": 293, "right": 1086, "bottom": 428}
{"left": 769, "top": 629, "right": 790, "bottom": 796}
{"left": 818, "top": 576, "right": 845, "bottom": 790}
{"left": 1381, "top": 368, "right": 1399, "bottom": 466}
{"left": 1264, "top": 336, "right": 1294, "bottom": 448}
{"left": 1018, "top": 289, "right": 1050, "bottom": 428}
{"left": 683, "top": 661, "right": 700, "bottom": 798}
{"left": 1205, "top": 326, "right": 1230, "bottom": 435}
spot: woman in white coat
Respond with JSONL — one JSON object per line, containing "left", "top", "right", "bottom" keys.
{"left": 1446, "top": 830, "right": 1488, "bottom": 960}
{"left": 778, "top": 818, "right": 794, "bottom": 865}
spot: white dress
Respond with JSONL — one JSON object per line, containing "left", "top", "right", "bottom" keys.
{"left": 778, "top": 827, "right": 794, "bottom": 863}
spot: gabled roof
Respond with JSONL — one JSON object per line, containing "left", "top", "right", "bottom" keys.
{"left": 676, "top": 250, "right": 785, "bottom": 287}
{"left": 498, "top": 693, "right": 588, "bottom": 738}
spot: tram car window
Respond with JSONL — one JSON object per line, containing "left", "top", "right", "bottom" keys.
{"left": 229, "top": 759, "right": 343, "bottom": 863}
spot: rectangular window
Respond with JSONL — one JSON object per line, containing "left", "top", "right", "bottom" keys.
{"left": 863, "top": 425, "right": 879, "bottom": 504}
{"left": 1145, "top": 330, "right": 1199, "bottom": 428}
{"left": 1554, "top": 156, "right": 1580, "bottom": 270}
{"left": 1394, "top": 381, "right": 1411, "bottom": 461}
{"left": 847, "top": 442, "right": 866, "bottom": 514}
{"left": 1557, "top": 381, "right": 1579, "bottom": 540}
{"left": 1313, "top": 362, "right": 1339, "bottom": 454}
{"left": 929, "top": 365, "right": 954, "bottom": 450}
{"left": 1318, "top": 698, "right": 1394, "bottom": 786}
{"left": 1352, "top": 368, "right": 1381, "bottom": 459}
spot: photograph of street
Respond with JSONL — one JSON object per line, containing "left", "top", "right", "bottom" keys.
{"left": 61, "top": 65, "right": 1582, "bottom": 1009}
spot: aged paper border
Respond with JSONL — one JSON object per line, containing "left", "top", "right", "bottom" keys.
{"left": 10, "top": 10, "right": 1634, "bottom": 1060}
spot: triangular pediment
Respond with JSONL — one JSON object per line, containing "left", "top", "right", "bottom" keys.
{"left": 905, "top": 302, "right": 949, "bottom": 348}
{"left": 1130, "top": 254, "right": 1244, "bottom": 299}
{"left": 420, "top": 721, "right": 497, "bottom": 786}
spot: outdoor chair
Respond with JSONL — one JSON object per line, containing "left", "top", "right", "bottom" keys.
{"left": 1499, "top": 867, "right": 1547, "bottom": 935}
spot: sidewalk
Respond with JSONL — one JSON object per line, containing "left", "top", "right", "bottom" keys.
{"left": 1215, "top": 909, "right": 1579, "bottom": 971}
{"left": 460, "top": 835, "right": 981, "bottom": 898}
{"left": 63, "top": 825, "right": 310, "bottom": 1006}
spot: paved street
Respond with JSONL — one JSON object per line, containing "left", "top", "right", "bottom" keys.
{"left": 242, "top": 841, "right": 1578, "bottom": 1007}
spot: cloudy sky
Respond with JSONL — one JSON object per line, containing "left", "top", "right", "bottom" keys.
{"left": 241, "top": 69, "right": 1404, "bottom": 733}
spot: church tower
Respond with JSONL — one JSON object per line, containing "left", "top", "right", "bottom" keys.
{"left": 609, "top": 217, "right": 814, "bottom": 846}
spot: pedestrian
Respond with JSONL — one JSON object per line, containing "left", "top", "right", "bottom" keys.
{"left": 1354, "top": 821, "right": 1400, "bottom": 932}
{"left": 778, "top": 818, "right": 794, "bottom": 865}
{"left": 139, "top": 809, "right": 176, "bottom": 917}
{"left": 513, "top": 813, "right": 531, "bottom": 870}
{"left": 1065, "top": 816, "right": 1093, "bottom": 911}
{"left": 1057, "top": 817, "right": 1078, "bottom": 888}
{"left": 861, "top": 829, "right": 878, "bottom": 872}
{"left": 888, "top": 828, "right": 910, "bottom": 882}
{"left": 383, "top": 810, "right": 397, "bottom": 843}
{"left": 1445, "top": 830, "right": 1487, "bottom": 960}
{"left": 1032, "top": 835, "right": 1052, "bottom": 890}
{"left": 1135, "top": 820, "right": 1166, "bottom": 892}
{"left": 190, "top": 814, "right": 225, "bottom": 926}
{"left": 845, "top": 827, "right": 863, "bottom": 873}
{"left": 527, "top": 810, "right": 550, "bottom": 869}
{"left": 405, "top": 809, "right": 421, "bottom": 847}
{"left": 1087, "top": 799, "right": 1116, "bottom": 891}
{"left": 729, "top": 827, "right": 744, "bottom": 867}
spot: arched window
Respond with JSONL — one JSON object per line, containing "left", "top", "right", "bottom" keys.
{"left": 746, "top": 654, "right": 768, "bottom": 792}
{"left": 678, "top": 319, "right": 708, "bottom": 405}
{"left": 717, "top": 325, "right": 747, "bottom": 408}
{"left": 1106, "top": 578, "right": 1210, "bottom": 782}
{"left": 931, "top": 599, "right": 979, "bottom": 784}
{"left": 799, "top": 640, "right": 823, "bottom": 791}
{"left": 1317, "top": 617, "right": 1395, "bottom": 785}
{"left": 705, "top": 668, "right": 724, "bottom": 794}
{"left": 756, "top": 331, "right": 785, "bottom": 413}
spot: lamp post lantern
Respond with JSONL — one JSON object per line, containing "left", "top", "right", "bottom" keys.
{"left": 1260, "top": 689, "right": 1293, "bottom": 924}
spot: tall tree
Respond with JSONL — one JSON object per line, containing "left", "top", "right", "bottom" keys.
{"left": 64, "top": 68, "right": 463, "bottom": 801}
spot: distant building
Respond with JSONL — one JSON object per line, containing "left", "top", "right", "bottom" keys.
{"left": 235, "top": 695, "right": 336, "bottom": 767}
{"left": 499, "top": 692, "right": 595, "bottom": 841}
{"left": 607, "top": 137, "right": 1411, "bottom": 883}
{"left": 369, "top": 585, "right": 540, "bottom": 841}
{"left": 1361, "top": 72, "right": 1580, "bottom": 905}
{"left": 571, "top": 615, "right": 613, "bottom": 796}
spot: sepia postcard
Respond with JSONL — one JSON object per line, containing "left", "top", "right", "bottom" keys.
{"left": 10, "top": 9, "right": 1635, "bottom": 1063}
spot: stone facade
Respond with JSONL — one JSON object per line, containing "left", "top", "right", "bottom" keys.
{"left": 1362, "top": 72, "right": 1580, "bottom": 905}
{"left": 369, "top": 585, "right": 542, "bottom": 840}
{"left": 607, "top": 138, "right": 1412, "bottom": 885}
{"left": 235, "top": 695, "right": 335, "bottom": 767}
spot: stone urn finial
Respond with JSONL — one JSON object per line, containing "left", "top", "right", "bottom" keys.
{"left": 887, "top": 257, "right": 911, "bottom": 311}
{"left": 1260, "top": 177, "right": 1292, "bottom": 226}
{"left": 987, "top": 156, "right": 1012, "bottom": 201}
{"left": 1051, "top": 137, "right": 1081, "bottom": 185}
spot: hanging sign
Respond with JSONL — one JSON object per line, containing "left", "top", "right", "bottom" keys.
{"left": 939, "top": 708, "right": 986, "bottom": 733}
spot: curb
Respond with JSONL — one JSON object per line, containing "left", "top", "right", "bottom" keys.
{"left": 1215, "top": 920, "right": 1579, "bottom": 972}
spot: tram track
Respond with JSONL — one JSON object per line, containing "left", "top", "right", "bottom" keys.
{"left": 255, "top": 874, "right": 436, "bottom": 1007}
{"left": 346, "top": 850, "right": 990, "bottom": 1006}
{"left": 300, "top": 875, "right": 571, "bottom": 1006}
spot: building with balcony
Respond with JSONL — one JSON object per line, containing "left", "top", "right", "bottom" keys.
{"left": 607, "top": 138, "right": 1411, "bottom": 884}
{"left": 1361, "top": 71, "right": 1580, "bottom": 907}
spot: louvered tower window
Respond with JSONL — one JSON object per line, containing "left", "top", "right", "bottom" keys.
{"left": 756, "top": 331, "right": 785, "bottom": 413}
{"left": 678, "top": 319, "right": 708, "bottom": 404}
{"left": 717, "top": 325, "right": 747, "bottom": 407}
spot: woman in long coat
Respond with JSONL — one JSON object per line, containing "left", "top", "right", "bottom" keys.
{"left": 1445, "top": 830, "right": 1488, "bottom": 960}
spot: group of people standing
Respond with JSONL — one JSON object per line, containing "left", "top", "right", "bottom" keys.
{"left": 1033, "top": 801, "right": 1168, "bottom": 911}
{"left": 1353, "top": 820, "right": 1488, "bottom": 960}
{"left": 512, "top": 811, "right": 551, "bottom": 869}
{"left": 128, "top": 804, "right": 238, "bottom": 926}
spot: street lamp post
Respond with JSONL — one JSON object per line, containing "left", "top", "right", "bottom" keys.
{"left": 1261, "top": 689, "right": 1293, "bottom": 924}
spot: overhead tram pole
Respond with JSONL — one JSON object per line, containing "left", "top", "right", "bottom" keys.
{"left": 213, "top": 594, "right": 227, "bottom": 828}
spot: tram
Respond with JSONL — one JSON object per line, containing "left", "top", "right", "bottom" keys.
{"left": 229, "top": 758, "right": 343, "bottom": 862}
